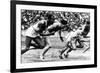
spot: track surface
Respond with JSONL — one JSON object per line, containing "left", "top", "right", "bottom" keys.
{"left": 21, "top": 48, "right": 90, "bottom": 63}
{"left": 21, "top": 36, "right": 90, "bottom": 63}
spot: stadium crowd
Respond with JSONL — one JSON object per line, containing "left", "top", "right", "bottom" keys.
{"left": 21, "top": 10, "right": 90, "bottom": 31}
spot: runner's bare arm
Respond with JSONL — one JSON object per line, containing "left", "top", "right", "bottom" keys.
{"left": 40, "top": 31, "right": 55, "bottom": 36}
{"left": 58, "top": 30, "right": 64, "bottom": 42}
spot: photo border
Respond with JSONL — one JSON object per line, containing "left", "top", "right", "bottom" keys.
{"left": 10, "top": 0, "right": 97, "bottom": 72}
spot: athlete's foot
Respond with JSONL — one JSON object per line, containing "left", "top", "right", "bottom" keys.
{"left": 59, "top": 55, "right": 64, "bottom": 59}
{"left": 64, "top": 53, "right": 69, "bottom": 58}
{"left": 59, "top": 50, "right": 64, "bottom": 59}
{"left": 40, "top": 55, "right": 45, "bottom": 61}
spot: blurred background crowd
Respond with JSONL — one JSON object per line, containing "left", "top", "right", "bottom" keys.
{"left": 21, "top": 9, "right": 90, "bottom": 30}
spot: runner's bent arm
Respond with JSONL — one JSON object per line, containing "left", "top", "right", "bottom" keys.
{"left": 58, "top": 30, "right": 64, "bottom": 42}
{"left": 40, "top": 31, "right": 55, "bottom": 36}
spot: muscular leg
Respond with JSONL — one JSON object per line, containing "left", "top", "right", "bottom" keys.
{"left": 63, "top": 45, "right": 73, "bottom": 56}
{"left": 59, "top": 46, "right": 68, "bottom": 59}
{"left": 21, "top": 36, "right": 32, "bottom": 55}
{"left": 59, "top": 42, "right": 74, "bottom": 59}
{"left": 32, "top": 36, "right": 46, "bottom": 49}
{"left": 62, "top": 45, "right": 73, "bottom": 58}
{"left": 76, "top": 38, "right": 83, "bottom": 48}
{"left": 59, "top": 42, "right": 69, "bottom": 59}
{"left": 40, "top": 37, "right": 51, "bottom": 60}
{"left": 63, "top": 40, "right": 77, "bottom": 58}
{"left": 40, "top": 45, "right": 51, "bottom": 59}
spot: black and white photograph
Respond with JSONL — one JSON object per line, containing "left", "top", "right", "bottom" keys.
{"left": 11, "top": 1, "right": 97, "bottom": 72}
{"left": 21, "top": 10, "right": 91, "bottom": 63}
